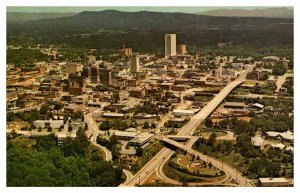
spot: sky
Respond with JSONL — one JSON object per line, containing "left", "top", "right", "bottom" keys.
{"left": 6, "top": 6, "right": 293, "bottom": 13}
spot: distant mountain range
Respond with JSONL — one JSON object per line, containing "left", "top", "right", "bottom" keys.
{"left": 7, "top": 10, "right": 293, "bottom": 51}
{"left": 7, "top": 7, "right": 293, "bottom": 23}
{"left": 198, "top": 8, "right": 293, "bottom": 18}
{"left": 7, "top": 12, "right": 77, "bottom": 23}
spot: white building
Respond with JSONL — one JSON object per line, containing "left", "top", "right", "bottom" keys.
{"left": 128, "top": 132, "right": 154, "bottom": 147}
{"left": 172, "top": 109, "right": 195, "bottom": 117}
{"left": 271, "top": 143, "right": 285, "bottom": 150}
{"left": 55, "top": 132, "right": 77, "bottom": 145}
{"left": 33, "top": 120, "right": 64, "bottom": 129}
{"left": 258, "top": 178, "right": 289, "bottom": 187}
{"left": 102, "top": 112, "right": 126, "bottom": 119}
{"left": 113, "top": 130, "right": 137, "bottom": 140}
{"left": 130, "top": 56, "right": 140, "bottom": 73}
{"left": 165, "top": 34, "right": 176, "bottom": 57}
{"left": 251, "top": 136, "right": 265, "bottom": 148}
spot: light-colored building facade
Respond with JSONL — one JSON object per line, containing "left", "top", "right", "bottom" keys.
{"left": 178, "top": 44, "right": 187, "bottom": 55}
{"left": 66, "top": 63, "right": 83, "bottom": 74}
{"left": 258, "top": 178, "right": 289, "bottom": 187}
{"left": 130, "top": 56, "right": 140, "bottom": 73}
{"left": 165, "top": 34, "right": 176, "bottom": 57}
{"left": 33, "top": 120, "right": 64, "bottom": 129}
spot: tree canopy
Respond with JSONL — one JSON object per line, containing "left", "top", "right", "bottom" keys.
{"left": 7, "top": 133, "right": 123, "bottom": 187}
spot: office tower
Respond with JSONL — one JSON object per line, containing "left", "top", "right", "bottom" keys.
{"left": 82, "top": 67, "right": 91, "bottom": 78}
{"left": 99, "top": 69, "right": 112, "bottom": 86}
{"left": 90, "top": 66, "right": 99, "bottom": 83}
{"left": 130, "top": 56, "right": 140, "bottom": 73}
{"left": 125, "top": 47, "right": 133, "bottom": 56}
{"left": 165, "top": 34, "right": 176, "bottom": 57}
{"left": 122, "top": 45, "right": 133, "bottom": 57}
{"left": 178, "top": 44, "right": 187, "bottom": 55}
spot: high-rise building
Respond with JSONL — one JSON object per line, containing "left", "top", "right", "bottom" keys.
{"left": 125, "top": 48, "right": 133, "bottom": 56}
{"left": 65, "top": 63, "right": 83, "bottom": 74}
{"left": 165, "top": 34, "right": 176, "bottom": 57}
{"left": 82, "top": 67, "right": 91, "bottom": 78}
{"left": 178, "top": 44, "right": 187, "bottom": 55}
{"left": 90, "top": 66, "right": 99, "bottom": 83}
{"left": 99, "top": 69, "right": 112, "bottom": 86}
{"left": 130, "top": 56, "right": 140, "bottom": 73}
{"left": 122, "top": 45, "right": 133, "bottom": 57}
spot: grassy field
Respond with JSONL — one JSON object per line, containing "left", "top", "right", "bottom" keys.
{"left": 232, "top": 87, "right": 251, "bottom": 95}
{"left": 6, "top": 119, "right": 28, "bottom": 130}
{"left": 163, "top": 153, "right": 226, "bottom": 184}
{"left": 197, "top": 131, "right": 227, "bottom": 138}
{"left": 163, "top": 163, "right": 226, "bottom": 184}
{"left": 9, "top": 136, "right": 36, "bottom": 148}
{"left": 193, "top": 123, "right": 227, "bottom": 137}
{"left": 176, "top": 154, "right": 221, "bottom": 175}
{"left": 213, "top": 116, "right": 252, "bottom": 123}
{"left": 243, "top": 80, "right": 266, "bottom": 86}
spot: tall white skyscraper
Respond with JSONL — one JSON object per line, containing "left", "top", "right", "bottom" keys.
{"left": 130, "top": 56, "right": 140, "bottom": 73}
{"left": 165, "top": 34, "right": 176, "bottom": 57}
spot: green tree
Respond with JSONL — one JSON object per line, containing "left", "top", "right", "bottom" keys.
{"left": 207, "top": 132, "right": 217, "bottom": 146}
{"left": 272, "top": 63, "right": 287, "bottom": 76}
{"left": 135, "top": 147, "right": 143, "bottom": 156}
{"left": 208, "top": 162, "right": 213, "bottom": 168}
{"left": 99, "top": 120, "right": 111, "bottom": 130}
{"left": 40, "top": 104, "right": 50, "bottom": 115}
{"left": 143, "top": 121, "right": 150, "bottom": 129}
{"left": 113, "top": 92, "right": 120, "bottom": 103}
{"left": 54, "top": 102, "right": 63, "bottom": 110}
{"left": 47, "top": 127, "right": 52, "bottom": 132}
{"left": 109, "top": 134, "right": 119, "bottom": 148}
{"left": 205, "top": 118, "right": 213, "bottom": 128}
{"left": 68, "top": 125, "right": 72, "bottom": 132}
{"left": 223, "top": 141, "right": 233, "bottom": 154}
{"left": 151, "top": 123, "right": 156, "bottom": 129}
{"left": 7, "top": 112, "right": 16, "bottom": 122}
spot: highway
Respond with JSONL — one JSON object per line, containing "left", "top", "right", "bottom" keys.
{"left": 122, "top": 64, "right": 255, "bottom": 187}
{"left": 119, "top": 169, "right": 134, "bottom": 187}
{"left": 160, "top": 136, "right": 253, "bottom": 186}
{"left": 155, "top": 148, "right": 232, "bottom": 187}
{"left": 166, "top": 131, "right": 235, "bottom": 141}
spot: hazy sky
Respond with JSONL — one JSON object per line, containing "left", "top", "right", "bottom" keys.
{"left": 6, "top": 6, "right": 292, "bottom": 13}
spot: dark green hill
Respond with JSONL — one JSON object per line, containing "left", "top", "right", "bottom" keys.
{"left": 7, "top": 10, "right": 293, "bottom": 51}
{"left": 198, "top": 8, "right": 293, "bottom": 19}
{"left": 7, "top": 12, "right": 76, "bottom": 23}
